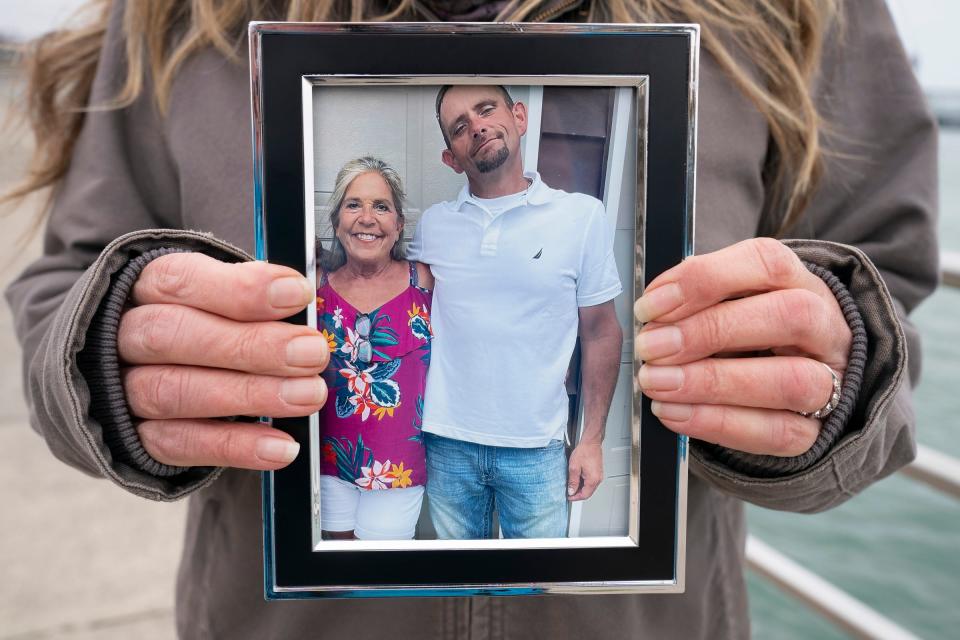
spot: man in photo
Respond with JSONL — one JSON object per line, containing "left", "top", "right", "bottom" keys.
{"left": 408, "top": 85, "right": 624, "bottom": 539}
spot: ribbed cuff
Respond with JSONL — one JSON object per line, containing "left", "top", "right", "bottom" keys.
{"left": 699, "top": 261, "right": 869, "bottom": 477}
{"left": 79, "top": 247, "right": 199, "bottom": 477}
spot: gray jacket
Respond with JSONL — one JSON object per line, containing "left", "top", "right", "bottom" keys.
{"left": 4, "top": 0, "right": 938, "bottom": 638}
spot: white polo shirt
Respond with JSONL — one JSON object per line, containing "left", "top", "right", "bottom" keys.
{"left": 408, "top": 172, "right": 622, "bottom": 448}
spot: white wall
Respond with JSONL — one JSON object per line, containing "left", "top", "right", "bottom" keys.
{"left": 311, "top": 85, "right": 533, "bottom": 241}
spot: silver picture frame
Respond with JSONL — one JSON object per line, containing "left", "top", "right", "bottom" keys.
{"left": 251, "top": 20, "right": 697, "bottom": 599}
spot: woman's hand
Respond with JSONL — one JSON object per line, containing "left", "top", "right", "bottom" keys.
{"left": 634, "top": 238, "right": 851, "bottom": 457}
{"left": 117, "top": 253, "right": 330, "bottom": 470}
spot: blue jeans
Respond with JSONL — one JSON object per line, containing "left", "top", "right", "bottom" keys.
{"left": 424, "top": 433, "right": 569, "bottom": 539}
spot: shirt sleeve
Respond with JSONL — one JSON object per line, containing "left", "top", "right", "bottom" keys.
{"left": 690, "top": 0, "right": 938, "bottom": 512}
{"left": 2, "top": 3, "right": 244, "bottom": 500}
{"left": 576, "top": 198, "right": 622, "bottom": 307}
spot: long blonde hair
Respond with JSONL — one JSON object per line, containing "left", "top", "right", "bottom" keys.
{"left": 4, "top": 0, "right": 837, "bottom": 235}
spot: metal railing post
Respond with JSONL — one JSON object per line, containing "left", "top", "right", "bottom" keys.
{"left": 746, "top": 537, "right": 921, "bottom": 640}
{"left": 942, "top": 250, "right": 960, "bottom": 288}
{"left": 903, "top": 444, "right": 960, "bottom": 499}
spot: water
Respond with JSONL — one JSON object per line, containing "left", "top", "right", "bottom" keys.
{"left": 746, "top": 129, "right": 960, "bottom": 639}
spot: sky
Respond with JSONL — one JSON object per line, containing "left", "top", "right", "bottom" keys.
{"left": 0, "top": 0, "right": 957, "bottom": 91}
{"left": 887, "top": 0, "right": 959, "bottom": 93}
{"left": 0, "top": 0, "right": 88, "bottom": 40}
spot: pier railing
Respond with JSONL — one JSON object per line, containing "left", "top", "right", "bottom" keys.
{"left": 747, "top": 250, "right": 960, "bottom": 640}
{"left": 941, "top": 249, "right": 960, "bottom": 288}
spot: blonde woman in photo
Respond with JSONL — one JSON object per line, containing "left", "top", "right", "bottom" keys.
{"left": 314, "top": 157, "right": 433, "bottom": 541}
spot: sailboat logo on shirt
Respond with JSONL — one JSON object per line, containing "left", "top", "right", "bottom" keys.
{"left": 532, "top": 248, "right": 543, "bottom": 259}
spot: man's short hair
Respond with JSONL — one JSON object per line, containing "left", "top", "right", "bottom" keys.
{"left": 434, "top": 85, "right": 515, "bottom": 148}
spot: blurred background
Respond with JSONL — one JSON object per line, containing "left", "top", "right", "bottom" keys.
{"left": 1, "top": 1, "right": 957, "bottom": 638}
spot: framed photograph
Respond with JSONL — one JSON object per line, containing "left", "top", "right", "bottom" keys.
{"left": 251, "top": 21, "right": 697, "bottom": 598}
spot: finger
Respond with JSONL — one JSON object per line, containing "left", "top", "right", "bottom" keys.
{"left": 131, "top": 253, "right": 313, "bottom": 321}
{"left": 567, "top": 460, "right": 582, "bottom": 498}
{"left": 123, "top": 365, "right": 327, "bottom": 420}
{"left": 635, "top": 288, "right": 851, "bottom": 368}
{"left": 567, "top": 460, "right": 602, "bottom": 502}
{"left": 650, "top": 401, "right": 820, "bottom": 457}
{"left": 119, "top": 304, "right": 330, "bottom": 376}
{"left": 138, "top": 419, "right": 300, "bottom": 470}
{"left": 634, "top": 238, "right": 828, "bottom": 324}
{"left": 637, "top": 357, "right": 838, "bottom": 414}
{"left": 568, "top": 473, "right": 601, "bottom": 501}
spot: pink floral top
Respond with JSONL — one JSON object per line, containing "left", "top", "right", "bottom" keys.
{"left": 316, "top": 262, "right": 432, "bottom": 490}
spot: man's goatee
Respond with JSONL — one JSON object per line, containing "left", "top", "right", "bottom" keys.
{"left": 477, "top": 146, "right": 509, "bottom": 173}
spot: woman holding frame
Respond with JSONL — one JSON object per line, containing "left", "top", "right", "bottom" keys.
{"left": 4, "top": 0, "right": 936, "bottom": 637}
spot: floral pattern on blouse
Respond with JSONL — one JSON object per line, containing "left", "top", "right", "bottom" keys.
{"left": 316, "top": 265, "right": 432, "bottom": 490}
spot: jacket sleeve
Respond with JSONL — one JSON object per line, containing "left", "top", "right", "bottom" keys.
{"left": 3, "top": 5, "right": 249, "bottom": 500}
{"left": 690, "top": 0, "right": 939, "bottom": 512}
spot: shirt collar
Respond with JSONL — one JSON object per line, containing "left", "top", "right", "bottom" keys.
{"left": 453, "top": 171, "right": 552, "bottom": 211}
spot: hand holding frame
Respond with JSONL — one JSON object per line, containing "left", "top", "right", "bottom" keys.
{"left": 117, "top": 253, "right": 329, "bottom": 470}
{"left": 634, "top": 238, "right": 852, "bottom": 457}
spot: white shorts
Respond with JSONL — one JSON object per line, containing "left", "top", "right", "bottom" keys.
{"left": 320, "top": 475, "right": 425, "bottom": 540}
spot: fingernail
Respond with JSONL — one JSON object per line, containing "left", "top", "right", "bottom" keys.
{"left": 567, "top": 486, "right": 576, "bottom": 496}
{"left": 256, "top": 437, "right": 300, "bottom": 464}
{"left": 286, "top": 336, "right": 329, "bottom": 367}
{"left": 634, "top": 283, "right": 683, "bottom": 323}
{"left": 650, "top": 401, "right": 692, "bottom": 421}
{"left": 269, "top": 277, "right": 312, "bottom": 308}
{"left": 638, "top": 365, "right": 683, "bottom": 391}
{"left": 635, "top": 326, "right": 682, "bottom": 361}
{"left": 280, "top": 377, "right": 326, "bottom": 405}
